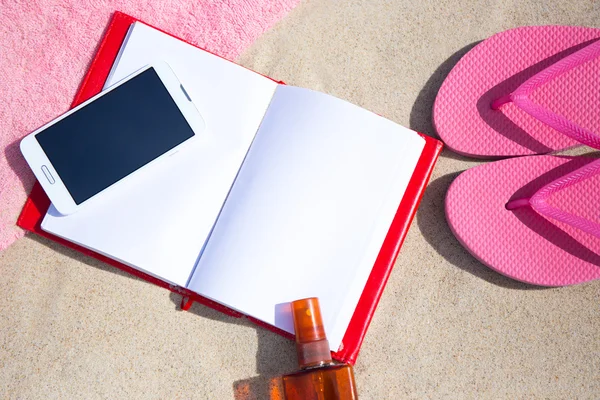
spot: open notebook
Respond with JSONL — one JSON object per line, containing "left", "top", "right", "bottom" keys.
{"left": 19, "top": 13, "right": 441, "bottom": 363}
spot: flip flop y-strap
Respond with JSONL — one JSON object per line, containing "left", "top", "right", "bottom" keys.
{"left": 506, "top": 158, "right": 600, "bottom": 239}
{"left": 492, "top": 39, "right": 600, "bottom": 150}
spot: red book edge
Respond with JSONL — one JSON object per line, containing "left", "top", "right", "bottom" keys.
{"left": 16, "top": 11, "right": 443, "bottom": 365}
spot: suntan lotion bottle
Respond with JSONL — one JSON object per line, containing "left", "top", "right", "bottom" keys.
{"left": 280, "top": 297, "right": 358, "bottom": 400}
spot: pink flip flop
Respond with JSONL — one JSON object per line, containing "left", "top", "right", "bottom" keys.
{"left": 434, "top": 26, "right": 600, "bottom": 158}
{"left": 446, "top": 155, "right": 600, "bottom": 286}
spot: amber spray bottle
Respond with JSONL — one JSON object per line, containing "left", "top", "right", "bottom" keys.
{"left": 279, "top": 297, "right": 358, "bottom": 400}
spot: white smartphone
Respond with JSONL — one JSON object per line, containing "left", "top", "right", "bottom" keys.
{"left": 20, "top": 62, "right": 205, "bottom": 215}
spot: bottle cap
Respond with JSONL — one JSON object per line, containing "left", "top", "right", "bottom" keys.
{"left": 291, "top": 297, "right": 332, "bottom": 368}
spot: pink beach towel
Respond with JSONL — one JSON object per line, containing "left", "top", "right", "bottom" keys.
{"left": 0, "top": 0, "right": 299, "bottom": 251}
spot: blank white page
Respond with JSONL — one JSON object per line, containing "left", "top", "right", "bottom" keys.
{"left": 188, "top": 85, "right": 425, "bottom": 350}
{"left": 41, "top": 22, "right": 277, "bottom": 286}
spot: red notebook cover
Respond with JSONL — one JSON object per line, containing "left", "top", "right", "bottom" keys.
{"left": 17, "top": 11, "right": 442, "bottom": 365}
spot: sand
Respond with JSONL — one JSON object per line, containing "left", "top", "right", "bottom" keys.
{"left": 1, "top": 0, "right": 599, "bottom": 398}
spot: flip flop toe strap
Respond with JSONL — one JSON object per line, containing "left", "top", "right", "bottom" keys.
{"left": 492, "top": 39, "right": 600, "bottom": 150}
{"left": 506, "top": 158, "right": 600, "bottom": 239}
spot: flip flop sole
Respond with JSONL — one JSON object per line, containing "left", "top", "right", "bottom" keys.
{"left": 446, "top": 155, "right": 600, "bottom": 286}
{"left": 434, "top": 26, "right": 600, "bottom": 158}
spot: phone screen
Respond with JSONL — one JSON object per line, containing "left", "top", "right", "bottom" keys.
{"left": 35, "top": 67, "right": 195, "bottom": 204}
